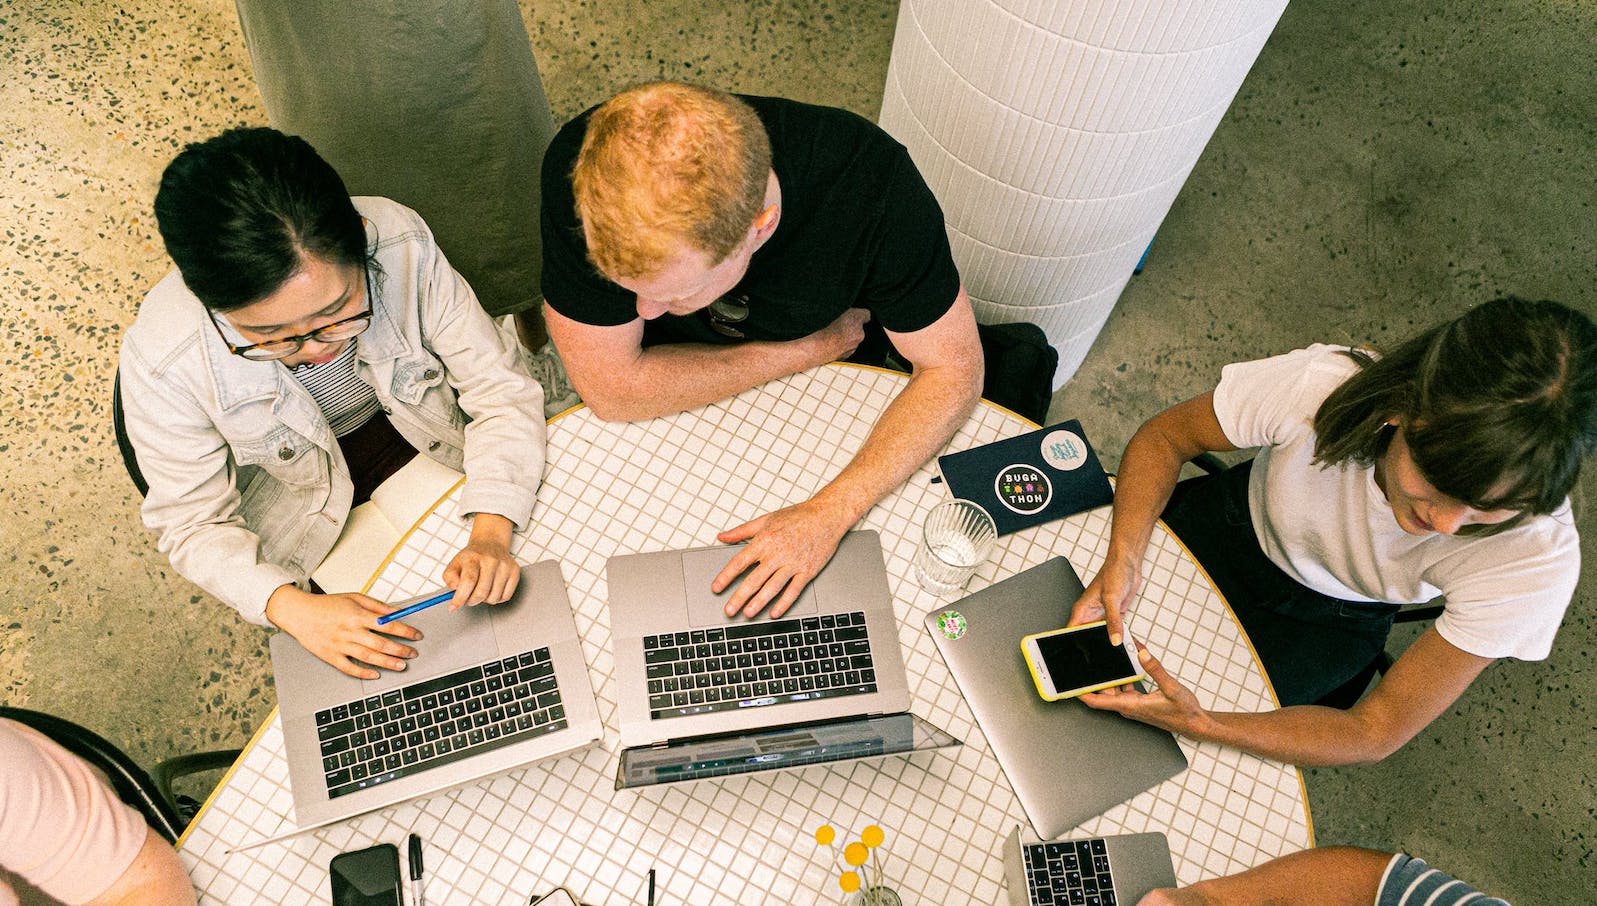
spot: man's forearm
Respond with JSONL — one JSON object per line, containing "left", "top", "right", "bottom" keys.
{"left": 581, "top": 338, "right": 821, "bottom": 421}
{"left": 811, "top": 361, "right": 983, "bottom": 526}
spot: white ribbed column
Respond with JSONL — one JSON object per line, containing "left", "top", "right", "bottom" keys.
{"left": 879, "top": 0, "right": 1288, "bottom": 385}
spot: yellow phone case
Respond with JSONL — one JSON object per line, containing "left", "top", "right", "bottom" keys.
{"left": 1021, "top": 620, "right": 1144, "bottom": 701}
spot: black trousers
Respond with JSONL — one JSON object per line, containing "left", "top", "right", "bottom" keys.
{"left": 337, "top": 413, "right": 419, "bottom": 508}
{"left": 1160, "top": 459, "right": 1398, "bottom": 706}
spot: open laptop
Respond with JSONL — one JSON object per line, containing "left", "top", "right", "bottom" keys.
{"left": 925, "top": 557, "right": 1187, "bottom": 838}
{"left": 1003, "top": 827, "right": 1177, "bottom": 905}
{"left": 270, "top": 560, "right": 602, "bottom": 835}
{"left": 608, "top": 530, "right": 960, "bottom": 787}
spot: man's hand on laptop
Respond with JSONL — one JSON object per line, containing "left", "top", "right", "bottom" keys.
{"left": 265, "top": 584, "right": 422, "bottom": 680}
{"left": 713, "top": 498, "right": 853, "bottom": 619}
{"left": 1079, "top": 642, "right": 1205, "bottom": 736}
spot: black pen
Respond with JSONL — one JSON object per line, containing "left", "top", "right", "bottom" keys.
{"left": 407, "top": 833, "right": 426, "bottom": 906}
{"left": 647, "top": 868, "right": 656, "bottom": 906}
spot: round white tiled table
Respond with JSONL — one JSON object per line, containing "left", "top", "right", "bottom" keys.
{"left": 178, "top": 364, "right": 1311, "bottom": 905}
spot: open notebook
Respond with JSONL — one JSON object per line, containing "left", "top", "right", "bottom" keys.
{"left": 310, "top": 455, "right": 465, "bottom": 593}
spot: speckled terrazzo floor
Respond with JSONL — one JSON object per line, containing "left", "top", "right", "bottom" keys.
{"left": 2, "top": 0, "right": 1593, "bottom": 902}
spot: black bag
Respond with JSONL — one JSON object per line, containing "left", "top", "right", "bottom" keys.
{"left": 972, "top": 321, "right": 1057, "bottom": 424}
{"left": 858, "top": 320, "right": 1058, "bottom": 425}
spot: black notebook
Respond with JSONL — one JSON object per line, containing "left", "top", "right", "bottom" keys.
{"left": 936, "top": 419, "right": 1114, "bottom": 536}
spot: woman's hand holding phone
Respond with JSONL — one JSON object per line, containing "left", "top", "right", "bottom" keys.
{"left": 1080, "top": 643, "right": 1207, "bottom": 736}
{"left": 1069, "top": 552, "right": 1141, "bottom": 645}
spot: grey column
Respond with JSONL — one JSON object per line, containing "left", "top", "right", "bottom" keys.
{"left": 233, "top": 0, "right": 555, "bottom": 319}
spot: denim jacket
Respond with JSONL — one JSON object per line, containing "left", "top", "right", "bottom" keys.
{"left": 119, "top": 197, "right": 546, "bottom": 625}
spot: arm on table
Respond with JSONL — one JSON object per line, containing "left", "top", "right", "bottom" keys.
{"left": 544, "top": 300, "right": 869, "bottom": 422}
{"left": 1083, "top": 628, "right": 1492, "bottom": 766}
{"left": 1069, "top": 391, "right": 1238, "bottom": 644}
{"left": 715, "top": 288, "right": 984, "bottom": 618}
{"left": 1137, "top": 846, "right": 1392, "bottom": 906}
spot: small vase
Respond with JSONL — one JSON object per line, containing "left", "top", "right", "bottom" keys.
{"left": 850, "top": 887, "right": 903, "bottom": 906}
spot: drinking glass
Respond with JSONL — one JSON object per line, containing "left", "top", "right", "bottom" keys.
{"left": 913, "top": 499, "right": 997, "bottom": 597}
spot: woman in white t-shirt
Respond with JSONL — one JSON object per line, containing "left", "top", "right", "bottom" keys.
{"left": 1069, "top": 298, "right": 1595, "bottom": 766}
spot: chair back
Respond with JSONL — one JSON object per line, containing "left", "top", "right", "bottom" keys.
{"left": 112, "top": 373, "right": 149, "bottom": 497}
{"left": 0, "top": 707, "right": 184, "bottom": 842}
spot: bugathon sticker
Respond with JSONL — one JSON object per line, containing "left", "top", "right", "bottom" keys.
{"left": 936, "top": 611, "right": 967, "bottom": 640}
{"left": 1041, "top": 429, "right": 1089, "bottom": 471}
{"left": 995, "top": 464, "right": 1052, "bottom": 515}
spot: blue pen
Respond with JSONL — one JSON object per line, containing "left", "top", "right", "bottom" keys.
{"left": 376, "top": 589, "right": 455, "bottom": 626}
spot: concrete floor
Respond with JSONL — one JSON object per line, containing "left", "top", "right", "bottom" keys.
{"left": 3, "top": 0, "right": 1592, "bottom": 901}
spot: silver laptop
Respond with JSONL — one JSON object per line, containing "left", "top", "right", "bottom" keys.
{"left": 609, "top": 530, "right": 959, "bottom": 785}
{"left": 925, "top": 557, "right": 1187, "bottom": 838}
{"left": 271, "top": 560, "right": 602, "bottom": 833}
{"left": 1003, "top": 827, "right": 1177, "bottom": 905}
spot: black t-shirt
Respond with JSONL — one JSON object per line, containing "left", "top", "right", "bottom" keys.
{"left": 540, "top": 95, "right": 961, "bottom": 347}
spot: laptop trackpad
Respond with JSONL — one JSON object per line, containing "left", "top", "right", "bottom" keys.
{"left": 361, "top": 598, "right": 501, "bottom": 695}
{"left": 680, "top": 546, "right": 819, "bottom": 627}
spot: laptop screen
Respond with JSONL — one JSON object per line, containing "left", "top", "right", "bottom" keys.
{"left": 616, "top": 713, "right": 958, "bottom": 789}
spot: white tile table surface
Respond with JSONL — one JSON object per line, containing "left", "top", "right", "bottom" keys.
{"left": 178, "top": 364, "right": 1312, "bottom": 905}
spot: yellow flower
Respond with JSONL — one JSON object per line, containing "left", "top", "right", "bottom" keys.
{"left": 839, "top": 871, "right": 861, "bottom": 893}
{"left": 861, "top": 825, "right": 885, "bottom": 848}
{"left": 814, "top": 825, "right": 836, "bottom": 846}
{"left": 844, "top": 842, "right": 869, "bottom": 867}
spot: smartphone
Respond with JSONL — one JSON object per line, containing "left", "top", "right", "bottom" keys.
{"left": 1021, "top": 620, "right": 1142, "bottom": 701}
{"left": 329, "top": 843, "right": 402, "bottom": 906}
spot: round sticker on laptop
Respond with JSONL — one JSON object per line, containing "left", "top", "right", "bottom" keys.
{"left": 1041, "top": 429, "right": 1089, "bottom": 471}
{"left": 936, "top": 610, "right": 967, "bottom": 640}
{"left": 995, "top": 464, "right": 1052, "bottom": 515}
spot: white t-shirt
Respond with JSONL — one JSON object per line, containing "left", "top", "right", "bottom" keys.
{"left": 1211, "top": 344, "right": 1579, "bottom": 661}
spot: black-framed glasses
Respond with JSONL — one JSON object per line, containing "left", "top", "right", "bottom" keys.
{"left": 705, "top": 292, "right": 751, "bottom": 339}
{"left": 210, "top": 269, "right": 374, "bottom": 361}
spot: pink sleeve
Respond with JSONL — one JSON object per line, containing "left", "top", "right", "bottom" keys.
{"left": 0, "top": 720, "right": 150, "bottom": 905}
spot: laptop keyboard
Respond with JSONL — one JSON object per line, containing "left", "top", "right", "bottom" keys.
{"left": 1023, "top": 838, "right": 1117, "bottom": 906}
{"left": 642, "top": 612, "right": 878, "bottom": 720}
{"left": 314, "top": 648, "right": 567, "bottom": 800}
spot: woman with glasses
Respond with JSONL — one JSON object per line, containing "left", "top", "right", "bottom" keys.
{"left": 118, "top": 127, "right": 547, "bottom": 679}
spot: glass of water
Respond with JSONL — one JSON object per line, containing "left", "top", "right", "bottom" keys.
{"left": 914, "top": 499, "right": 997, "bottom": 597}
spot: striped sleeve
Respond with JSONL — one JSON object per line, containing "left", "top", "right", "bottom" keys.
{"left": 1377, "top": 854, "right": 1510, "bottom": 906}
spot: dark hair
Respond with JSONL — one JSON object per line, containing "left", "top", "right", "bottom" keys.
{"left": 153, "top": 127, "right": 371, "bottom": 312}
{"left": 1314, "top": 297, "right": 1597, "bottom": 533}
